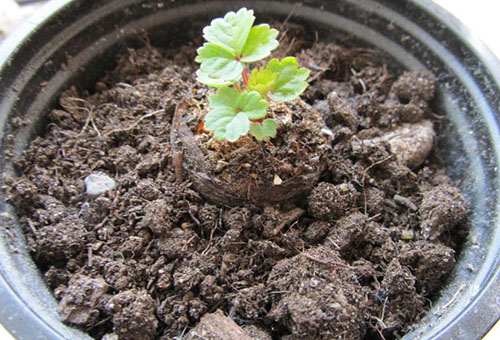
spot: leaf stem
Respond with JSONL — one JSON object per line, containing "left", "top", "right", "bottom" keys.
{"left": 234, "top": 82, "right": 242, "bottom": 92}
{"left": 242, "top": 68, "right": 249, "bottom": 87}
{"left": 250, "top": 118, "right": 265, "bottom": 123}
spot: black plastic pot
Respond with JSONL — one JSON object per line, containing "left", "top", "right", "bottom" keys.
{"left": 0, "top": 0, "right": 499, "bottom": 339}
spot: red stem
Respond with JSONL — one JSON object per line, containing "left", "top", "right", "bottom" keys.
{"left": 250, "top": 118, "right": 265, "bottom": 123}
{"left": 242, "top": 66, "right": 263, "bottom": 124}
{"left": 242, "top": 68, "right": 249, "bottom": 87}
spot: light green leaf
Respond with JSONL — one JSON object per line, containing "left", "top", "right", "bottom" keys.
{"left": 240, "top": 24, "right": 279, "bottom": 62}
{"left": 267, "top": 57, "right": 310, "bottom": 102}
{"left": 196, "top": 69, "right": 240, "bottom": 87}
{"left": 226, "top": 112, "right": 250, "bottom": 141}
{"left": 250, "top": 118, "right": 277, "bottom": 141}
{"left": 196, "top": 43, "right": 243, "bottom": 83}
{"left": 205, "top": 88, "right": 269, "bottom": 141}
{"left": 236, "top": 90, "right": 268, "bottom": 120}
{"left": 203, "top": 8, "right": 255, "bottom": 55}
{"left": 209, "top": 87, "right": 240, "bottom": 110}
{"left": 247, "top": 67, "right": 278, "bottom": 97}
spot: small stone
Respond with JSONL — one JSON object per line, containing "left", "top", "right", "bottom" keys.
{"left": 363, "top": 120, "right": 435, "bottom": 169}
{"left": 384, "top": 121, "right": 435, "bottom": 168}
{"left": 401, "top": 229, "right": 414, "bottom": 240}
{"left": 102, "top": 334, "right": 119, "bottom": 340}
{"left": 84, "top": 173, "right": 116, "bottom": 196}
{"left": 273, "top": 174, "right": 283, "bottom": 185}
{"left": 321, "top": 127, "right": 334, "bottom": 138}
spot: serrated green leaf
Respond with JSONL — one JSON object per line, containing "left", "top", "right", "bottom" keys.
{"left": 240, "top": 24, "right": 279, "bottom": 62}
{"left": 247, "top": 67, "right": 278, "bottom": 96}
{"left": 209, "top": 87, "right": 240, "bottom": 110}
{"left": 196, "top": 69, "right": 240, "bottom": 87}
{"left": 203, "top": 8, "right": 255, "bottom": 55}
{"left": 236, "top": 90, "right": 268, "bottom": 119}
{"left": 225, "top": 112, "right": 250, "bottom": 141}
{"left": 266, "top": 57, "right": 310, "bottom": 102}
{"left": 250, "top": 118, "right": 277, "bottom": 141}
{"left": 205, "top": 88, "right": 268, "bottom": 141}
{"left": 196, "top": 43, "right": 243, "bottom": 84}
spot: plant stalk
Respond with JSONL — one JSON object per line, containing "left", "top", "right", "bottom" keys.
{"left": 242, "top": 68, "right": 249, "bottom": 87}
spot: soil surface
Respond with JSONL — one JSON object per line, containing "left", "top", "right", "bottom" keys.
{"left": 5, "top": 23, "right": 468, "bottom": 340}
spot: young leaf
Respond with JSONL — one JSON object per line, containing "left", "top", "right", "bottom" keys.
{"left": 203, "top": 8, "right": 255, "bottom": 55}
{"left": 195, "top": 43, "right": 243, "bottom": 85}
{"left": 247, "top": 67, "right": 278, "bottom": 97}
{"left": 266, "top": 57, "right": 310, "bottom": 102}
{"left": 240, "top": 24, "right": 279, "bottom": 62}
{"left": 205, "top": 87, "right": 268, "bottom": 142}
{"left": 224, "top": 112, "right": 251, "bottom": 141}
{"left": 235, "top": 91, "right": 270, "bottom": 120}
{"left": 249, "top": 118, "right": 277, "bottom": 141}
{"left": 196, "top": 69, "right": 240, "bottom": 87}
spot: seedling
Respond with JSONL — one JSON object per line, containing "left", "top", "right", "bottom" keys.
{"left": 195, "top": 8, "right": 310, "bottom": 142}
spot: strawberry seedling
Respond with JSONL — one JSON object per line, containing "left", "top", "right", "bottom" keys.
{"left": 195, "top": 8, "right": 310, "bottom": 142}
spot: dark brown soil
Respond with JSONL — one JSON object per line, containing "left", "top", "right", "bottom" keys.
{"left": 4, "top": 24, "right": 468, "bottom": 340}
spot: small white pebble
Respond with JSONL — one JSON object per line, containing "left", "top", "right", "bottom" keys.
{"left": 401, "top": 229, "right": 414, "bottom": 240}
{"left": 321, "top": 127, "right": 334, "bottom": 137}
{"left": 273, "top": 174, "right": 283, "bottom": 186}
{"left": 84, "top": 173, "right": 116, "bottom": 196}
{"left": 310, "top": 278, "right": 320, "bottom": 288}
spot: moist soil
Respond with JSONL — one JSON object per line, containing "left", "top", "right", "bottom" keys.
{"left": 4, "top": 23, "right": 468, "bottom": 340}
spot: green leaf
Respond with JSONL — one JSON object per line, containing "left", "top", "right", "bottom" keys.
{"left": 205, "top": 88, "right": 269, "bottom": 142}
{"left": 196, "top": 69, "right": 240, "bottom": 87}
{"left": 240, "top": 24, "right": 279, "bottom": 62}
{"left": 196, "top": 8, "right": 283, "bottom": 86}
{"left": 247, "top": 67, "right": 278, "bottom": 97}
{"left": 236, "top": 90, "right": 268, "bottom": 120}
{"left": 209, "top": 87, "right": 240, "bottom": 111}
{"left": 195, "top": 43, "right": 243, "bottom": 84}
{"left": 250, "top": 118, "right": 277, "bottom": 141}
{"left": 203, "top": 8, "right": 255, "bottom": 55}
{"left": 225, "top": 112, "right": 250, "bottom": 141}
{"left": 267, "top": 57, "right": 310, "bottom": 102}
